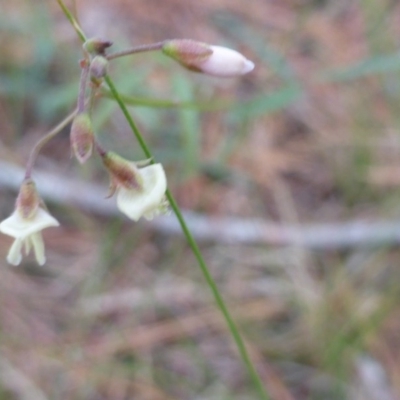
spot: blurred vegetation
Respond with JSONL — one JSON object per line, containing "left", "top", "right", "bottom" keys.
{"left": 1, "top": 0, "right": 400, "bottom": 399}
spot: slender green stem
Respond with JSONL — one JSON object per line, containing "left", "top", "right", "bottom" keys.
{"left": 165, "top": 192, "right": 270, "bottom": 399}
{"left": 106, "top": 41, "right": 166, "bottom": 60}
{"left": 105, "top": 80, "right": 270, "bottom": 400}
{"left": 104, "top": 76, "right": 153, "bottom": 158}
{"left": 105, "top": 81, "right": 271, "bottom": 400}
{"left": 56, "top": 2, "right": 270, "bottom": 398}
{"left": 100, "top": 89, "right": 233, "bottom": 110}
{"left": 56, "top": 0, "right": 86, "bottom": 42}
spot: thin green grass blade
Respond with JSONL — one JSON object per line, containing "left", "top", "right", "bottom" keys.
{"left": 173, "top": 73, "right": 201, "bottom": 176}
{"left": 320, "top": 52, "right": 400, "bottom": 82}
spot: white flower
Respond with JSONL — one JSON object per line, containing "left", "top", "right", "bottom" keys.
{"left": 101, "top": 152, "right": 168, "bottom": 221}
{"left": 162, "top": 39, "right": 254, "bottom": 77}
{"left": 0, "top": 207, "right": 59, "bottom": 266}
{"left": 199, "top": 46, "right": 255, "bottom": 77}
{"left": 116, "top": 164, "right": 168, "bottom": 221}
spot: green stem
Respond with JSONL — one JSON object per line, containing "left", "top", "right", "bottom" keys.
{"left": 100, "top": 89, "right": 232, "bottom": 110}
{"left": 106, "top": 41, "right": 166, "bottom": 60}
{"left": 56, "top": 2, "right": 270, "bottom": 398}
{"left": 106, "top": 80, "right": 272, "bottom": 400}
{"left": 104, "top": 77, "right": 153, "bottom": 157}
{"left": 56, "top": 0, "right": 86, "bottom": 42}
{"left": 106, "top": 80, "right": 271, "bottom": 400}
{"left": 165, "top": 192, "right": 270, "bottom": 399}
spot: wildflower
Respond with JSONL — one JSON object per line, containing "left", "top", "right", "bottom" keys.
{"left": 102, "top": 152, "right": 168, "bottom": 221}
{"left": 70, "top": 113, "right": 94, "bottom": 164}
{"left": 162, "top": 39, "right": 254, "bottom": 77}
{"left": 0, "top": 179, "right": 59, "bottom": 266}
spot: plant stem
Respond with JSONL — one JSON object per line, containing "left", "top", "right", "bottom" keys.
{"left": 100, "top": 88, "right": 232, "bottom": 110}
{"left": 56, "top": 0, "right": 86, "bottom": 42}
{"left": 165, "top": 191, "right": 270, "bottom": 399}
{"left": 106, "top": 41, "right": 166, "bottom": 60}
{"left": 104, "top": 77, "right": 153, "bottom": 157}
{"left": 56, "top": 2, "right": 270, "bottom": 398}
{"left": 77, "top": 61, "right": 89, "bottom": 113}
{"left": 105, "top": 80, "right": 271, "bottom": 400}
{"left": 25, "top": 109, "right": 77, "bottom": 178}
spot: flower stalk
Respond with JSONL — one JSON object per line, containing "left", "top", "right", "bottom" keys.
{"left": 106, "top": 41, "right": 166, "bottom": 60}
{"left": 55, "top": 2, "right": 269, "bottom": 399}
{"left": 77, "top": 59, "right": 90, "bottom": 113}
{"left": 25, "top": 109, "right": 77, "bottom": 178}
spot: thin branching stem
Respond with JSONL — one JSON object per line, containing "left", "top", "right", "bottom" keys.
{"left": 55, "top": 2, "right": 270, "bottom": 399}
{"left": 77, "top": 61, "right": 89, "bottom": 113}
{"left": 56, "top": 0, "right": 86, "bottom": 42}
{"left": 100, "top": 89, "right": 232, "bottom": 110}
{"left": 25, "top": 109, "right": 77, "bottom": 178}
{"left": 106, "top": 41, "right": 166, "bottom": 60}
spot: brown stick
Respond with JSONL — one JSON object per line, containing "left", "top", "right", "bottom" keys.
{"left": 1, "top": 160, "right": 400, "bottom": 250}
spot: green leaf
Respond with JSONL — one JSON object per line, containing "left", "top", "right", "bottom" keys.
{"left": 233, "top": 85, "right": 302, "bottom": 119}
{"left": 320, "top": 52, "right": 400, "bottom": 81}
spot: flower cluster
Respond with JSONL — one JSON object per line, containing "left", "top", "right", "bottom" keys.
{"left": 0, "top": 37, "right": 254, "bottom": 266}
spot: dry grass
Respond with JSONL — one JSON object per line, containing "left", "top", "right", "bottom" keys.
{"left": 1, "top": 0, "right": 400, "bottom": 399}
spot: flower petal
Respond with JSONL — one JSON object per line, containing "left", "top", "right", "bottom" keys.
{"left": 6, "top": 238, "right": 23, "bottom": 266}
{"left": 143, "top": 196, "right": 170, "bottom": 220}
{"left": 0, "top": 208, "right": 59, "bottom": 239}
{"left": 30, "top": 232, "right": 46, "bottom": 266}
{"left": 117, "top": 164, "right": 167, "bottom": 221}
{"left": 200, "top": 46, "right": 254, "bottom": 77}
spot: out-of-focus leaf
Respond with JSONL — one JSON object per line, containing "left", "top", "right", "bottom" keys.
{"left": 233, "top": 85, "right": 302, "bottom": 119}
{"left": 173, "top": 73, "right": 201, "bottom": 176}
{"left": 320, "top": 52, "right": 400, "bottom": 81}
{"left": 211, "top": 12, "right": 298, "bottom": 83}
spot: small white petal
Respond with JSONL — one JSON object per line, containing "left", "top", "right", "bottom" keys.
{"left": 117, "top": 189, "right": 145, "bottom": 221}
{"left": 30, "top": 233, "right": 46, "bottom": 266}
{"left": 241, "top": 59, "right": 255, "bottom": 74}
{"left": 0, "top": 206, "right": 58, "bottom": 266}
{"left": 199, "top": 45, "right": 255, "bottom": 77}
{"left": 141, "top": 164, "right": 167, "bottom": 199}
{"left": 0, "top": 208, "right": 59, "bottom": 239}
{"left": 6, "top": 238, "right": 23, "bottom": 266}
{"left": 117, "top": 164, "right": 167, "bottom": 221}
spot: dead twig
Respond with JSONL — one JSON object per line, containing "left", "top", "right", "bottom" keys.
{"left": 1, "top": 160, "right": 400, "bottom": 250}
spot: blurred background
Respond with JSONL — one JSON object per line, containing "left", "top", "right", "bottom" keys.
{"left": 1, "top": 0, "right": 400, "bottom": 399}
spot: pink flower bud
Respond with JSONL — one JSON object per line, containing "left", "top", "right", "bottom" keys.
{"left": 90, "top": 55, "right": 109, "bottom": 79}
{"left": 16, "top": 179, "right": 40, "bottom": 220}
{"left": 162, "top": 39, "right": 254, "bottom": 77}
{"left": 70, "top": 113, "right": 94, "bottom": 164}
{"left": 102, "top": 152, "right": 143, "bottom": 193}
